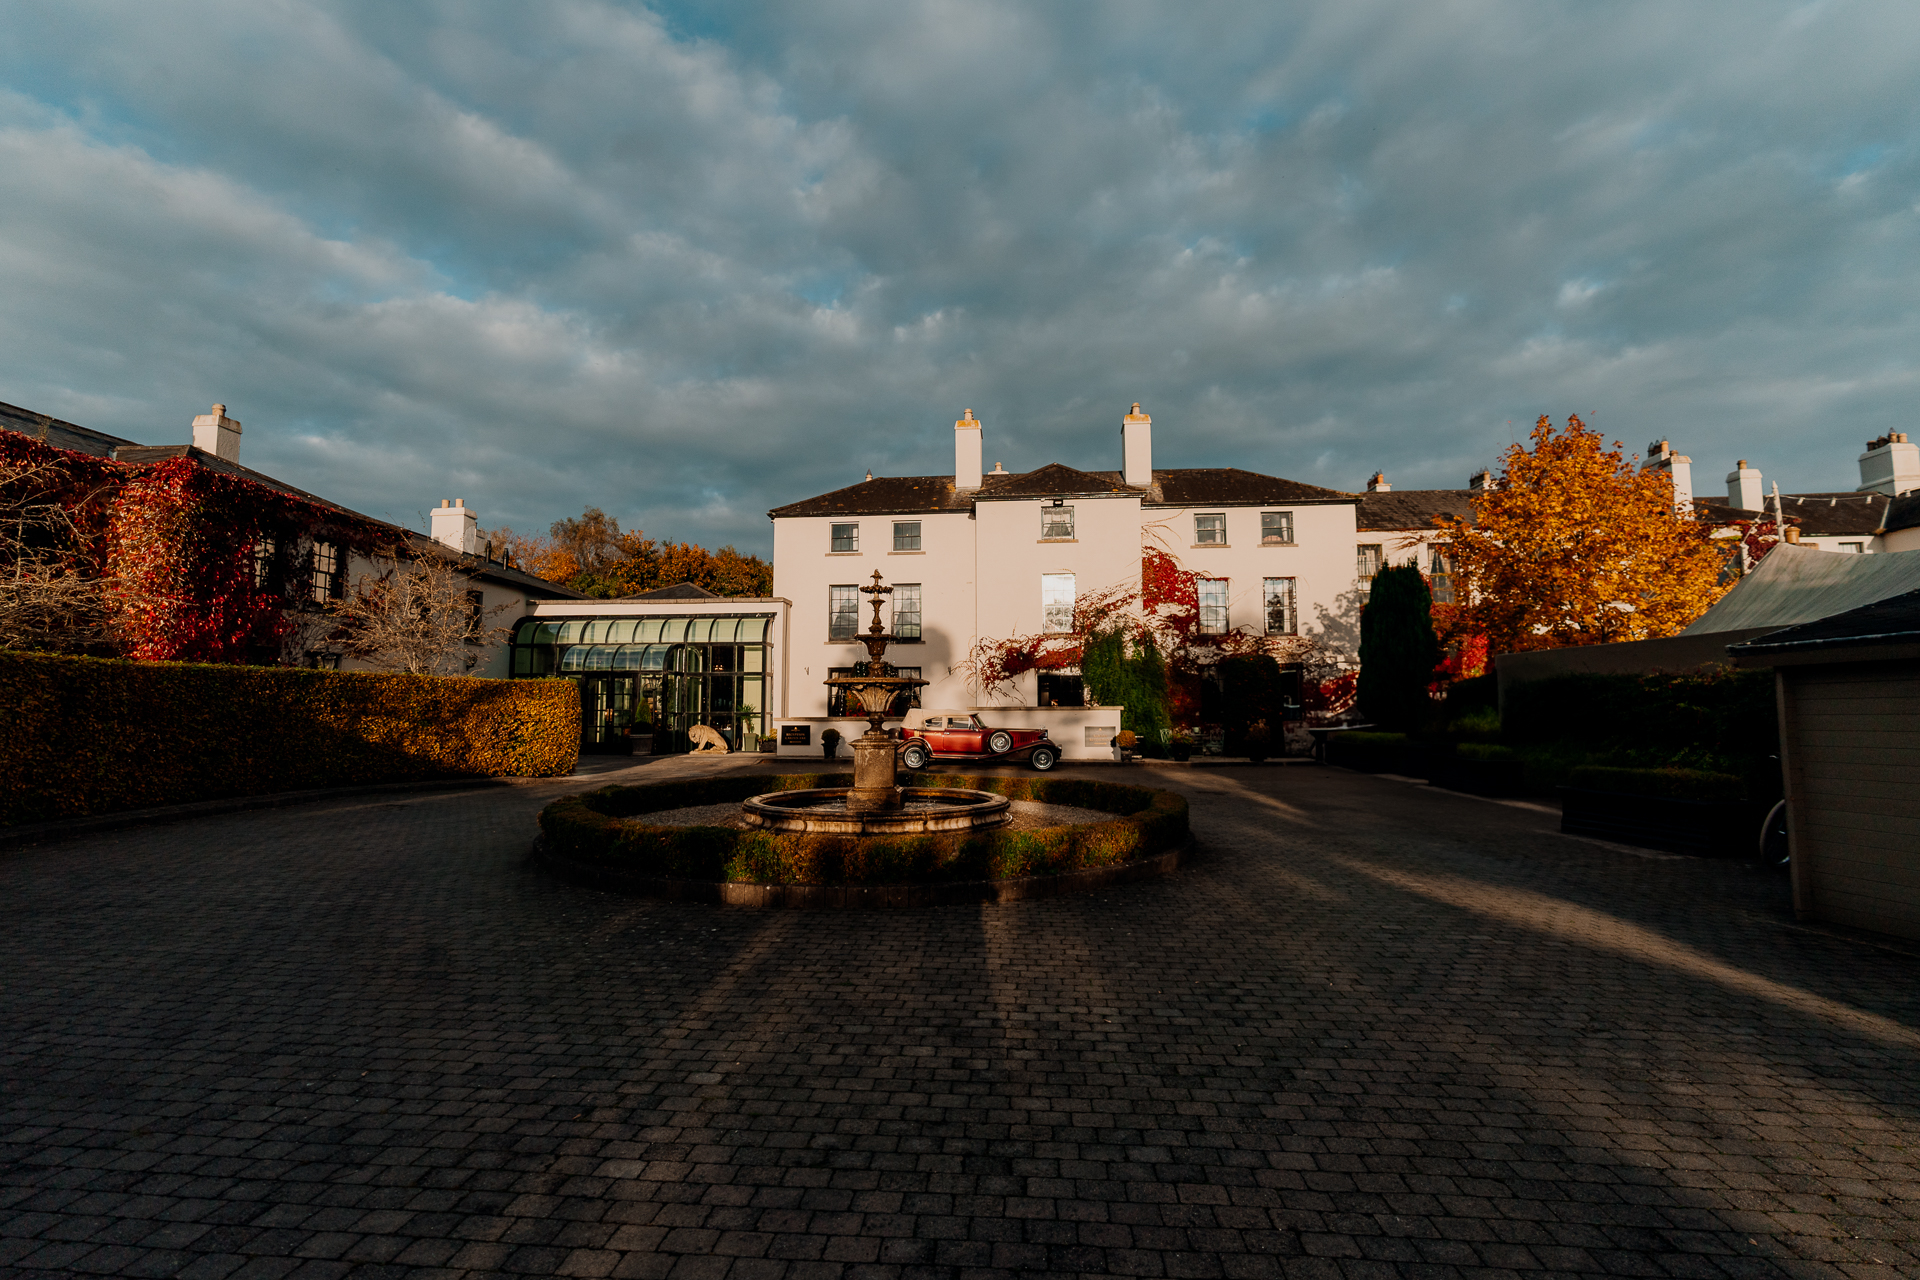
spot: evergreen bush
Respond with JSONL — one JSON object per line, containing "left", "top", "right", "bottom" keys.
{"left": 1357, "top": 564, "right": 1441, "bottom": 729}
{"left": 1081, "top": 628, "right": 1172, "bottom": 748}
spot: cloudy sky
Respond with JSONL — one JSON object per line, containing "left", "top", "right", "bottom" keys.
{"left": 2, "top": 1, "right": 1916, "bottom": 553}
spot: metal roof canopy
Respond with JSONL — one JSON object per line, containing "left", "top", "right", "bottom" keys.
{"left": 1680, "top": 544, "right": 1920, "bottom": 636}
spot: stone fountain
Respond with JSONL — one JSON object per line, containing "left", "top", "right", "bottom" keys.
{"left": 741, "top": 571, "right": 1010, "bottom": 834}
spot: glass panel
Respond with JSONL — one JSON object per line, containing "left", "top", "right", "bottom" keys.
{"left": 610, "top": 645, "right": 638, "bottom": 670}
{"left": 831, "top": 522, "right": 859, "bottom": 552}
{"left": 560, "top": 646, "right": 588, "bottom": 670}
{"left": 603, "top": 619, "right": 636, "bottom": 643}
{"left": 1195, "top": 514, "right": 1226, "bottom": 544}
{"left": 1041, "top": 505, "right": 1075, "bottom": 539}
{"left": 829, "top": 586, "right": 859, "bottom": 639}
{"left": 635, "top": 617, "right": 664, "bottom": 642}
{"left": 513, "top": 648, "right": 532, "bottom": 674}
{"left": 1198, "top": 579, "right": 1229, "bottom": 634}
{"left": 743, "top": 645, "right": 764, "bottom": 672}
{"left": 534, "top": 621, "right": 560, "bottom": 644}
{"left": 555, "top": 620, "right": 583, "bottom": 644}
{"left": 673, "top": 646, "right": 706, "bottom": 672}
{"left": 641, "top": 644, "right": 670, "bottom": 670}
{"left": 740, "top": 676, "right": 764, "bottom": 715}
{"left": 737, "top": 616, "right": 768, "bottom": 641}
{"left": 592, "top": 645, "right": 618, "bottom": 671}
{"left": 683, "top": 617, "right": 711, "bottom": 643}
{"left": 893, "top": 521, "right": 921, "bottom": 551}
{"left": 1042, "top": 573, "right": 1075, "bottom": 632}
{"left": 893, "top": 584, "right": 921, "bottom": 639}
{"left": 1263, "top": 577, "right": 1297, "bottom": 635}
{"left": 656, "top": 617, "right": 687, "bottom": 643}
{"left": 579, "top": 621, "right": 603, "bottom": 643}
{"left": 513, "top": 617, "right": 543, "bottom": 643}
{"left": 1261, "top": 511, "right": 1293, "bottom": 543}
{"left": 712, "top": 617, "right": 741, "bottom": 643}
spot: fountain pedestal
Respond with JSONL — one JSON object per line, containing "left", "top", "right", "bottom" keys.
{"left": 847, "top": 731, "right": 904, "bottom": 812}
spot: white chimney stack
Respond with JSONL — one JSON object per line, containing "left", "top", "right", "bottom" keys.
{"left": 1470, "top": 468, "right": 1494, "bottom": 491}
{"left": 954, "top": 409, "right": 982, "bottom": 490}
{"left": 431, "top": 498, "right": 480, "bottom": 554}
{"left": 1726, "top": 460, "right": 1764, "bottom": 511}
{"left": 1641, "top": 439, "right": 1693, "bottom": 510}
{"left": 1122, "top": 402, "right": 1152, "bottom": 487}
{"left": 1366, "top": 471, "right": 1391, "bottom": 493}
{"left": 1858, "top": 432, "right": 1920, "bottom": 496}
{"left": 190, "top": 403, "right": 242, "bottom": 462}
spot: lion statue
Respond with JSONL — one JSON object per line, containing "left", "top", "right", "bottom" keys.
{"left": 687, "top": 724, "right": 731, "bottom": 755}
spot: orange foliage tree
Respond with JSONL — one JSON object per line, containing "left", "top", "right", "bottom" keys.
{"left": 485, "top": 507, "right": 773, "bottom": 598}
{"left": 1436, "top": 415, "right": 1729, "bottom": 653}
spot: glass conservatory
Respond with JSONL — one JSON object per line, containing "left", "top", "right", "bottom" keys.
{"left": 509, "top": 614, "right": 775, "bottom": 752}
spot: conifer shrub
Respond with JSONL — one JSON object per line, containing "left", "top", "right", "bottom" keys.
{"left": 1357, "top": 564, "right": 1441, "bottom": 729}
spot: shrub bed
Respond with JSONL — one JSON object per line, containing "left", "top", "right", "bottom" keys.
{"left": 538, "top": 772, "right": 1189, "bottom": 887}
{"left": 0, "top": 650, "right": 579, "bottom": 826}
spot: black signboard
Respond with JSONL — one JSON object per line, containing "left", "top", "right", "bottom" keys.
{"left": 780, "top": 724, "right": 811, "bottom": 746}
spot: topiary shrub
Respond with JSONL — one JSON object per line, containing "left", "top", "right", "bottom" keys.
{"left": 1357, "top": 565, "right": 1441, "bottom": 729}
{"left": 538, "top": 772, "right": 1190, "bottom": 887}
{"left": 0, "top": 650, "right": 579, "bottom": 825}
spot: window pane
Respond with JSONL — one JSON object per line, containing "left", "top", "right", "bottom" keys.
{"left": 556, "top": 621, "right": 583, "bottom": 644}
{"left": 559, "top": 646, "right": 587, "bottom": 670}
{"left": 533, "top": 622, "right": 560, "bottom": 644}
{"left": 829, "top": 586, "right": 860, "bottom": 639}
{"left": 743, "top": 645, "right": 764, "bottom": 672}
{"left": 1263, "top": 577, "right": 1297, "bottom": 635}
{"left": 736, "top": 616, "right": 769, "bottom": 642}
{"left": 1041, "top": 505, "right": 1075, "bottom": 539}
{"left": 655, "top": 618, "right": 686, "bottom": 643}
{"left": 635, "top": 617, "right": 664, "bottom": 642}
{"left": 604, "top": 619, "right": 636, "bottom": 643}
{"left": 1042, "top": 573, "right": 1076, "bottom": 632}
{"left": 1357, "top": 545, "right": 1383, "bottom": 595}
{"left": 1198, "top": 579, "right": 1229, "bottom": 634}
{"left": 1261, "top": 512, "right": 1293, "bottom": 543}
{"left": 893, "top": 521, "right": 921, "bottom": 551}
{"left": 684, "top": 617, "right": 713, "bottom": 643}
{"left": 893, "top": 584, "right": 922, "bottom": 640}
{"left": 1195, "top": 514, "right": 1226, "bottom": 544}
{"left": 641, "top": 644, "right": 671, "bottom": 670}
{"left": 831, "top": 522, "right": 859, "bottom": 552}
{"left": 710, "top": 617, "right": 740, "bottom": 642}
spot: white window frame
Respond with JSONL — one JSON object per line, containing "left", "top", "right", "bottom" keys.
{"left": 892, "top": 583, "right": 922, "bottom": 640}
{"left": 830, "top": 523, "right": 859, "bottom": 553}
{"left": 1040, "top": 504, "right": 1075, "bottom": 540}
{"left": 1041, "top": 573, "right": 1076, "bottom": 633}
{"left": 893, "top": 521, "right": 921, "bottom": 551}
{"left": 1260, "top": 511, "right": 1294, "bottom": 544}
{"left": 1262, "top": 577, "right": 1296, "bottom": 636}
{"left": 829, "top": 585, "right": 860, "bottom": 639}
{"left": 1197, "top": 578, "right": 1229, "bottom": 634}
{"left": 1194, "top": 513, "right": 1227, "bottom": 545}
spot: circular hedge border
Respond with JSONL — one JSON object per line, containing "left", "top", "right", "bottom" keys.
{"left": 535, "top": 771, "right": 1190, "bottom": 908}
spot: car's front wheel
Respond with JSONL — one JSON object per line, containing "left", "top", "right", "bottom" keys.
{"left": 1029, "top": 745, "right": 1058, "bottom": 771}
{"left": 900, "top": 742, "right": 931, "bottom": 771}
{"left": 987, "top": 730, "right": 1013, "bottom": 754}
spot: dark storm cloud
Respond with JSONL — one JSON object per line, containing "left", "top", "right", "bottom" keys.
{"left": 1, "top": 0, "right": 1916, "bottom": 549}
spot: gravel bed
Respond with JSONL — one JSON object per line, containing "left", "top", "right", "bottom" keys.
{"left": 634, "top": 798, "right": 1115, "bottom": 830}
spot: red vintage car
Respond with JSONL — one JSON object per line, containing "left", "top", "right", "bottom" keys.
{"left": 896, "top": 711, "right": 1058, "bottom": 771}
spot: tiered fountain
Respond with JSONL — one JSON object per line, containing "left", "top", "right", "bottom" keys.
{"left": 741, "top": 571, "right": 1010, "bottom": 834}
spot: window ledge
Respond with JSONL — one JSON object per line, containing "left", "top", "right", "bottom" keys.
{"left": 1037, "top": 537, "right": 1077, "bottom": 543}
{"left": 888, "top": 550, "right": 925, "bottom": 555}
{"left": 1191, "top": 542, "right": 1230, "bottom": 549}
{"left": 1259, "top": 540, "right": 1297, "bottom": 547}
{"left": 826, "top": 550, "right": 863, "bottom": 556}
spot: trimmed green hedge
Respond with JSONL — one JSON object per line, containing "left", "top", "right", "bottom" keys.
{"left": 1, "top": 650, "right": 579, "bottom": 826}
{"left": 538, "top": 772, "right": 1190, "bottom": 886}
{"left": 1565, "top": 765, "right": 1748, "bottom": 803}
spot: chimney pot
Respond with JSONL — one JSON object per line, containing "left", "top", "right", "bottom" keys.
{"left": 1122, "top": 402, "right": 1153, "bottom": 486}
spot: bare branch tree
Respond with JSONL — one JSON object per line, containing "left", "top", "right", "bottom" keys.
{"left": 0, "top": 456, "right": 111, "bottom": 652}
{"left": 336, "top": 548, "right": 511, "bottom": 675}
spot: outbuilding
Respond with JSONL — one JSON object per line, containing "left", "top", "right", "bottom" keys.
{"left": 1729, "top": 588, "right": 1920, "bottom": 942}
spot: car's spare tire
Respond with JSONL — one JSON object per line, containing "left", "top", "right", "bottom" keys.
{"left": 987, "top": 730, "right": 1013, "bottom": 754}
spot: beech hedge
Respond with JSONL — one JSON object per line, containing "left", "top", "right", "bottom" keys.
{"left": 0, "top": 650, "right": 579, "bottom": 826}
{"left": 538, "top": 772, "right": 1190, "bottom": 886}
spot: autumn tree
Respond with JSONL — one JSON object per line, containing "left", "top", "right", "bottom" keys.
{"left": 337, "top": 550, "right": 509, "bottom": 675}
{"left": 1437, "top": 415, "right": 1728, "bottom": 653}
{"left": 0, "top": 452, "right": 111, "bottom": 652}
{"left": 484, "top": 506, "right": 773, "bottom": 599}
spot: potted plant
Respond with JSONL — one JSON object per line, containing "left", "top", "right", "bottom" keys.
{"left": 1168, "top": 732, "right": 1194, "bottom": 762}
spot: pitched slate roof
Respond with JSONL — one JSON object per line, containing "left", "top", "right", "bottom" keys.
{"left": 1729, "top": 586, "right": 1920, "bottom": 654}
{"left": 1888, "top": 491, "right": 1920, "bottom": 535}
{"left": 1680, "top": 543, "right": 1920, "bottom": 635}
{"left": 0, "top": 399, "right": 138, "bottom": 459}
{"left": 1693, "top": 492, "right": 1889, "bottom": 538}
{"left": 768, "top": 465, "right": 1356, "bottom": 518}
{"left": 1356, "top": 489, "right": 1476, "bottom": 531}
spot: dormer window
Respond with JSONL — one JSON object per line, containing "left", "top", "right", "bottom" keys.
{"left": 1041, "top": 503, "right": 1075, "bottom": 539}
{"left": 1194, "top": 513, "right": 1226, "bottom": 545}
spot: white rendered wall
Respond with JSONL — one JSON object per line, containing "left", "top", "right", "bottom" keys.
{"left": 1146, "top": 503, "right": 1363, "bottom": 656}
{"left": 973, "top": 494, "right": 1145, "bottom": 707}
{"left": 772, "top": 509, "right": 977, "bottom": 716}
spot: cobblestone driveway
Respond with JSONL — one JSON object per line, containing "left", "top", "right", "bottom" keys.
{"left": 4, "top": 760, "right": 1917, "bottom": 1280}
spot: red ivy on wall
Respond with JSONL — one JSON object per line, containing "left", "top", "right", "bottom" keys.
{"left": 105, "top": 458, "right": 380, "bottom": 663}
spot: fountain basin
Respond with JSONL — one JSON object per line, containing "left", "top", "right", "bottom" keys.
{"left": 742, "top": 786, "right": 1009, "bottom": 835}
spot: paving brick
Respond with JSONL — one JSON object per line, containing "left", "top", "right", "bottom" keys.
{"left": 1, "top": 760, "right": 1916, "bottom": 1279}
